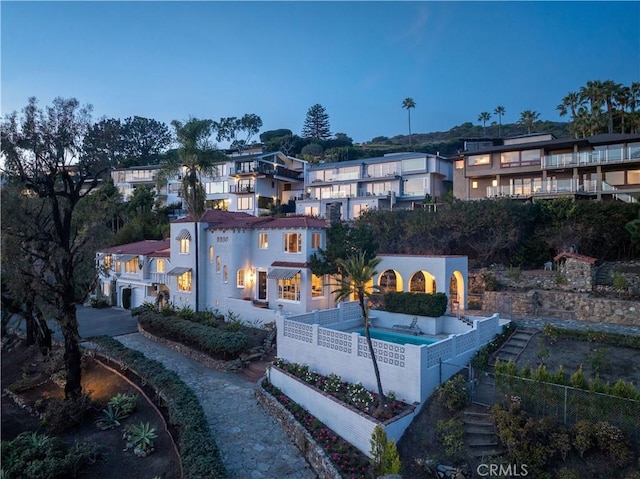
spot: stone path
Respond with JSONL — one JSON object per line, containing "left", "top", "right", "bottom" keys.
{"left": 116, "top": 333, "right": 317, "bottom": 479}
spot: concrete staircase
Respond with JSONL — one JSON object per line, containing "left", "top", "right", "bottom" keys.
{"left": 489, "top": 328, "right": 537, "bottom": 368}
{"left": 463, "top": 410, "right": 505, "bottom": 458}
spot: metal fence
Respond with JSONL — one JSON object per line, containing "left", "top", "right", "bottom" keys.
{"left": 493, "top": 374, "right": 640, "bottom": 442}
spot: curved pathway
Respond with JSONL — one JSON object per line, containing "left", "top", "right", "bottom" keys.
{"left": 116, "top": 332, "right": 317, "bottom": 479}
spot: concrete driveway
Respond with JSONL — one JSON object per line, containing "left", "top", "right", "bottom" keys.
{"left": 9, "top": 305, "right": 138, "bottom": 341}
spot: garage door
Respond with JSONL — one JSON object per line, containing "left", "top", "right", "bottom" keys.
{"left": 130, "top": 287, "right": 144, "bottom": 309}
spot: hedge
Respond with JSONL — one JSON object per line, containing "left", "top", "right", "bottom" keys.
{"left": 382, "top": 291, "right": 448, "bottom": 317}
{"left": 138, "top": 313, "right": 249, "bottom": 359}
{"left": 89, "top": 336, "right": 226, "bottom": 479}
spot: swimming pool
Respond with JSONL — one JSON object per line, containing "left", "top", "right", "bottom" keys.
{"left": 354, "top": 328, "right": 438, "bottom": 346}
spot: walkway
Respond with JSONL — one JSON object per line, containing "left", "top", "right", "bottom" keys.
{"left": 116, "top": 332, "right": 317, "bottom": 479}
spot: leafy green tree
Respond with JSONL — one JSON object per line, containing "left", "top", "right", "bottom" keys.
{"left": 477, "top": 111, "right": 491, "bottom": 137}
{"left": 215, "top": 113, "right": 263, "bottom": 152}
{"left": 1, "top": 97, "right": 108, "bottom": 398}
{"left": 260, "top": 129, "right": 292, "bottom": 143}
{"left": 494, "top": 106, "right": 506, "bottom": 137}
{"left": 333, "top": 253, "right": 386, "bottom": 411}
{"left": 626, "top": 210, "right": 640, "bottom": 247}
{"left": 402, "top": 98, "right": 416, "bottom": 147}
{"left": 121, "top": 116, "right": 172, "bottom": 166}
{"left": 301, "top": 104, "right": 331, "bottom": 141}
{"left": 518, "top": 110, "right": 540, "bottom": 134}
{"left": 82, "top": 118, "right": 124, "bottom": 171}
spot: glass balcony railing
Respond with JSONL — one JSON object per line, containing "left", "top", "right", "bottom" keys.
{"left": 542, "top": 147, "right": 638, "bottom": 168}
{"left": 487, "top": 179, "right": 598, "bottom": 197}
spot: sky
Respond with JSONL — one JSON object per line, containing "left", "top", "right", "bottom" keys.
{"left": 2, "top": 1, "right": 639, "bottom": 146}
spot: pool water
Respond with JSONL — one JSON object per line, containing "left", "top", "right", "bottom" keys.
{"left": 354, "top": 328, "right": 437, "bottom": 346}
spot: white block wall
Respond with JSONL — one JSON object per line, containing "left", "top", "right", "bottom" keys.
{"left": 269, "top": 367, "right": 419, "bottom": 458}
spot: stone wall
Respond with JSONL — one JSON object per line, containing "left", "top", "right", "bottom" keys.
{"left": 484, "top": 290, "right": 640, "bottom": 327}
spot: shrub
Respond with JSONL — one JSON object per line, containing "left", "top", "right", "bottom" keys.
{"left": 470, "top": 322, "right": 516, "bottom": 371}
{"left": 436, "top": 374, "right": 468, "bottom": 412}
{"left": 39, "top": 393, "right": 95, "bottom": 435}
{"left": 123, "top": 422, "right": 158, "bottom": 457}
{"left": 481, "top": 272, "right": 498, "bottom": 291}
{"left": 572, "top": 420, "right": 595, "bottom": 457}
{"left": 0, "top": 432, "right": 98, "bottom": 479}
{"left": 435, "top": 419, "right": 465, "bottom": 460}
{"left": 131, "top": 302, "right": 157, "bottom": 317}
{"left": 370, "top": 425, "right": 402, "bottom": 476}
{"left": 593, "top": 421, "right": 634, "bottom": 467}
{"left": 90, "top": 296, "right": 110, "bottom": 308}
{"left": 90, "top": 336, "right": 226, "bottom": 478}
{"left": 382, "top": 291, "right": 448, "bottom": 317}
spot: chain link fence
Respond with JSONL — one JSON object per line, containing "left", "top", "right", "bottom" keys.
{"left": 491, "top": 374, "right": 640, "bottom": 442}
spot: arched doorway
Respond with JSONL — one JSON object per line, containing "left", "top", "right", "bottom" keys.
{"left": 448, "top": 271, "right": 465, "bottom": 313}
{"left": 409, "top": 271, "right": 436, "bottom": 293}
{"left": 379, "top": 269, "right": 403, "bottom": 293}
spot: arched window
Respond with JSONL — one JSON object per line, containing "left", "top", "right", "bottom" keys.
{"left": 216, "top": 256, "right": 221, "bottom": 273}
{"left": 209, "top": 246, "right": 214, "bottom": 263}
{"left": 223, "top": 265, "right": 228, "bottom": 283}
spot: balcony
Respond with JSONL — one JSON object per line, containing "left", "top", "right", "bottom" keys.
{"left": 150, "top": 272, "right": 168, "bottom": 285}
{"left": 542, "top": 146, "right": 640, "bottom": 169}
{"left": 487, "top": 179, "right": 598, "bottom": 198}
{"left": 229, "top": 184, "right": 255, "bottom": 194}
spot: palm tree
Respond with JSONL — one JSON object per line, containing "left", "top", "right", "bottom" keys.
{"left": 493, "top": 106, "right": 506, "bottom": 137}
{"left": 602, "top": 80, "right": 622, "bottom": 134}
{"left": 402, "top": 98, "right": 416, "bottom": 148}
{"left": 630, "top": 82, "right": 640, "bottom": 133}
{"left": 164, "top": 118, "right": 226, "bottom": 219}
{"left": 478, "top": 112, "right": 491, "bottom": 137}
{"left": 518, "top": 110, "right": 540, "bottom": 134}
{"left": 615, "top": 86, "right": 631, "bottom": 134}
{"left": 333, "top": 253, "right": 386, "bottom": 411}
{"left": 556, "top": 92, "right": 584, "bottom": 138}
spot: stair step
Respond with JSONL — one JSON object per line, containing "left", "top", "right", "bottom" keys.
{"left": 463, "top": 419, "right": 495, "bottom": 427}
{"left": 465, "top": 426, "right": 496, "bottom": 435}
{"left": 463, "top": 411, "right": 492, "bottom": 418}
{"left": 469, "top": 447, "right": 507, "bottom": 458}
{"left": 468, "top": 438, "right": 500, "bottom": 447}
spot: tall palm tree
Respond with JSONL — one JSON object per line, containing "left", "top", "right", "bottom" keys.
{"left": 478, "top": 112, "right": 491, "bottom": 137}
{"left": 333, "top": 253, "right": 386, "bottom": 411}
{"left": 493, "top": 106, "right": 505, "bottom": 137}
{"left": 518, "top": 110, "right": 540, "bottom": 134}
{"left": 165, "top": 118, "right": 226, "bottom": 219}
{"left": 614, "top": 86, "right": 631, "bottom": 134}
{"left": 556, "top": 92, "right": 584, "bottom": 138}
{"left": 579, "top": 80, "right": 607, "bottom": 135}
{"left": 402, "top": 98, "right": 416, "bottom": 148}
{"left": 630, "top": 82, "right": 640, "bottom": 133}
{"left": 602, "top": 80, "right": 622, "bottom": 134}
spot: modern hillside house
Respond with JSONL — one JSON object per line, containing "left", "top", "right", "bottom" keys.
{"left": 453, "top": 133, "right": 640, "bottom": 203}
{"left": 296, "top": 152, "right": 453, "bottom": 220}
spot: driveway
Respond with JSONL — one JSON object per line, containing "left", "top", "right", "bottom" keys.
{"left": 9, "top": 305, "right": 138, "bottom": 341}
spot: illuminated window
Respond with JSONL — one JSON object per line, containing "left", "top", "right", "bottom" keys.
{"left": 284, "top": 233, "right": 301, "bottom": 253}
{"left": 238, "top": 196, "right": 253, "bottom": 210}
{"left": 312, "top": 274, "right": 324, "bottom": 298}
{"left": 156, "top": 259, "right": 165, "bottom": 273}
{"left": 177, "top": 271, "right": 192, "bottom": 292}
{"left": 223, "top": 265, "right": 228, "bottom": 283}
{"left": 216, "top": 256, "right": 221, "bottom": 273}
{"left": 103, "top": 254, "right": 112, "bottom": 269}
{"left": 237, "top": 269, "right": 245, "bottom": 288}
{"left": 277, "top": 272, "right": 301, "bottom": 301}
{"left": 455, "top": 160, "right": 464, "bottom": 170}
{"left": 125, "top": 257, "right": 139, "bottom": 273}
{"left": 492, "top": 179, "right": 498, "bottom": 187}
{"left": 102, "top": 282, "right": 110, "bottom": 297}
{"left": 209, "top": 246, "right": 214, "bottom": 263}
{"left": 115, "top": 260, "right": 121, "bottom": 272}
{"left": 472, "top": 181, "right": 478, "bottom": 189}
{"left": 311, "top": 233, "right": 321, "bottom": 249}
{"left": 180, "top": 238, "right": 190, "bottom": 254}
{"left": 468, "top": 154, "right": 490, "bottom": 166}
{"left": 259, "top": 233, "right": 269, "bottom": 249}
{"left": 304, "top": 206, "right": 318, "bottom": 216}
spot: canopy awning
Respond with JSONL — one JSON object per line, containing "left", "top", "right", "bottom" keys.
{"left": 117, "top": 254, "right": 137, "bottom": 262}
{"left": 267, "top": 268, "right": 300, "bottom": 280}
{"left": 167, "top": 267, "right": 192, "bottom": 276}
{"left": 175, "top": 229, "right": 192, "bottom": 241}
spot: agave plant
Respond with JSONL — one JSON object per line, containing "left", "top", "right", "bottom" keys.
{"left": 94, "top": 404, "right": 127, "bottom": 430}
{"left": 123, "top": 422, "right": 158, "bottom": 457}
{"left": 107, "top": 393, "right": 138, "bottom": 417}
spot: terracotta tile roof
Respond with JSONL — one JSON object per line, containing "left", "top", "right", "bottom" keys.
{"left": 98, "top": 239, "right": 171, "bottom": 256}
{"left": 172, "top": 210, "right": 328, "bottom": 231}
{"left": 553, "top": 252, "right": 598, "bottom": 264}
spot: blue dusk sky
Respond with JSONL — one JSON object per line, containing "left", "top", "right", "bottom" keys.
{"left": 2, "top": 1, "right": 639, "bottom": 145}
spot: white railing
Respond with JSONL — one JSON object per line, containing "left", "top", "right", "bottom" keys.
{"left": 487, "top": 178, "right": 599, "bottom": 197}
{"left": 542, "top": 146, "right": 636, "bottom": 169}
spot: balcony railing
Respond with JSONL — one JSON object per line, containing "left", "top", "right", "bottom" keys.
{"left": 150, "top": 272, "right": 167, "bottom": 284}
{"left": 229, "top": 184, "right": 254, "bottom": 194}
{"left": 487, "top": 179, "right": 598, "bottom": 197}
{"left": 542, "top": 146, "right": 640, "bottom": 169}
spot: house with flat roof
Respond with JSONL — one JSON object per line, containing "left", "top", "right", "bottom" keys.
{"left": 296, "top": 152, "right": 453, "bottom": 220}
{"left": 453, "top": 133, "right": 640, "bottom": 203}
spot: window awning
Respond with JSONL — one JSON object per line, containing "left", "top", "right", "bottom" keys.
{"left": 167, "top": 267, "right": 192, "bottom": 276}
{"left": 117, "top": 255, "right": 137, "bottom": 262}
{"left": 267, "top": 268, "right": 300, "bottom": 280}
{"left": 175, "top": 229, "right": 192, "bottom": 241}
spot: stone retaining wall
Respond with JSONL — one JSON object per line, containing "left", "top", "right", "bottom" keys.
{"left": 256, "top": 381, "right": 342, "bottom": 479}
{"left": 484, "top": 290, "right": 640, "bottom": 327}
